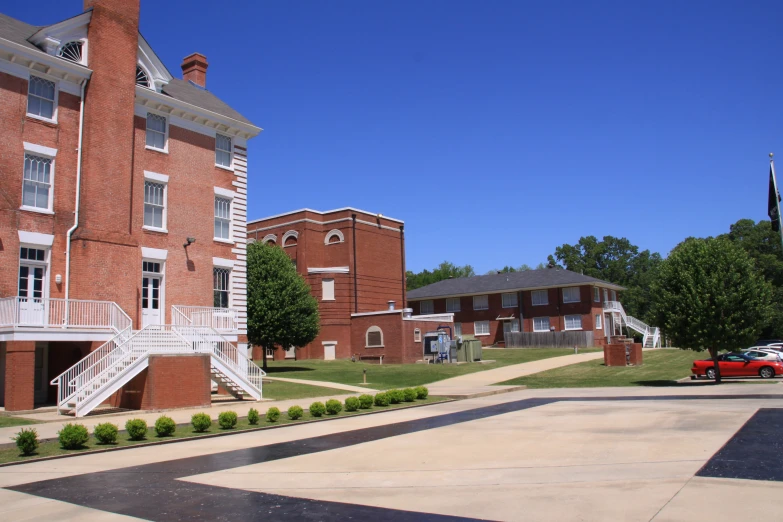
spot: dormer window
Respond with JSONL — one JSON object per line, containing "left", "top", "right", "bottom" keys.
{"left": 58, "top": 41, "right": 84, "bottom": 64}
{"left": 136, "top": 65, "right": 151, "bottom": 88}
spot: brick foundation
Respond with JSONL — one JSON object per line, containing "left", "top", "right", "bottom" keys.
{"left": 112, "top": 354, "right": 211, "bottom": 411}
{"left": 3, "top": 341, "right": 35, "bottom": 411}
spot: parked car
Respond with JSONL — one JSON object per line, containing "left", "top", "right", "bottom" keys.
{"left": 741, "top": 348, "right": 783, "bottom": 362}
{"left": 755, "top": 339, "right": 783, "bottom": 346}
{"left": 691, "top": 352, "right": 783, "bottom": 379}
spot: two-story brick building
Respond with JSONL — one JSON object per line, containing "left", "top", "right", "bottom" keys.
{"left": 407, "top": 269, "right": 626, "bottom": 346}
{"left": 0, "top": 0, "right": 262, "bottom": 415}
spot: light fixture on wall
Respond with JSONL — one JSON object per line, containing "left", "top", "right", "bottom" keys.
{"left": 184, "top": 237, "right": 196, "bottom": 248}
{"left": 55, "top": 274, "right": 62, "bottom": 284}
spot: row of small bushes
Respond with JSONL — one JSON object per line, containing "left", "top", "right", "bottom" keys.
{"left": 286, "top": 385, "right": 429, "bottom": 420}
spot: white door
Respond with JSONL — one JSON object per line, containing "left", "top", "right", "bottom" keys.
{"left": 18, "top": 263, "right": 46, "bottom": 326}
{"left": 142, "top": 274, "right": 162, "bottom": 327}
{"left": 323, "top": 343, "right": 336, "bottom": 361}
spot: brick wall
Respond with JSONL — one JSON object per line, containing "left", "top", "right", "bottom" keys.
{"left": 348, "top": 312, "right": 453, "bottom": 364}
{"left": 113, "top": 354, "right": 211, "bottom": 410}
{"left": 2, "top": 341, "right": 35, "bottom": 411}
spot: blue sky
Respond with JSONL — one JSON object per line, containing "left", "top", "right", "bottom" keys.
{"left": 8, "top": 1, "right": 781, "bottom": 273}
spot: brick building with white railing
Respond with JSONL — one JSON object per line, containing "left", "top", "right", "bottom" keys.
{"left": 0, "top": 0, "right": 263, "bottom": 414}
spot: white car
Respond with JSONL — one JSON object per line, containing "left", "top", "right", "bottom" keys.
{"left": 742, "top": 348, "right": 783, "bottom": 362}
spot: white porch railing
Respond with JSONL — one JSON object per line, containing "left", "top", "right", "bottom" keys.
{"left": 171, "top": 305, "right": 238, "bottom": 332}
{"left": 603, "top": 300, "right": 661, "bottom": 348}
{"left": 0, "top": 297, "right": 131, "bottom": 332}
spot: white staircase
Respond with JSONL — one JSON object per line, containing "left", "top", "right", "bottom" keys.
{"left": 604, "top": 301, "right": 661, "bottom": 348}
{"left": 51, "top": 324, "right": 264, "bottom": 417}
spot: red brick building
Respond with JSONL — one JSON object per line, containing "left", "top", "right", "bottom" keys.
{"left": 0, "top": 1, "right": 262, "bottom": 414}
{"left": 247, "top": 208, "right": 416, "bottom": 361}
{"left": 407, "top": 269, "right": 626, "bottom": 346}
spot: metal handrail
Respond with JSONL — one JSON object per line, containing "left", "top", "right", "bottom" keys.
{"left": 171, "top": 305, "right": 238, "bottom": 331}
{"left": 0, "top": 296, "right": 130, "bottom": 332}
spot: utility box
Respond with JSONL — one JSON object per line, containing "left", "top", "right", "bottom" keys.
{"left": 456, "top": 336, "right": 482, "bottom": 362}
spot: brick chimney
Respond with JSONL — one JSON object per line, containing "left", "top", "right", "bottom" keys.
{"left": 181, "top": 53, "right": 208, "bottom": 87}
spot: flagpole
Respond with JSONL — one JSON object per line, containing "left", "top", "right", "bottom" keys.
{"left": 771, "top": 153, "right": 783, "bottom": 251}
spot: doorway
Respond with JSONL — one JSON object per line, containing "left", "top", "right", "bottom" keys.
{"left": 18, "top": 247, "right": 48, "bottom": 326}
{"left": 323, "top": 342, "right": 336, "bottom": 361}
{"left": 142, "top": 261, "right": 163, "bottom": 327}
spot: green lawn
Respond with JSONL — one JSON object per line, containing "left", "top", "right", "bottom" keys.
{"left": 497, "top": 349, "right": 699, "bottom": 388}
{"left": 261, "top": 379, "right": 352, "bottom": 400}
{"left": 261, "top": 347, "right": 601, "bottom": 389}
{"left": 0, "top": 416, "right": 40, "bottom": 429}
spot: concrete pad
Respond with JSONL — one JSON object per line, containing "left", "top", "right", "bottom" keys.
{"left": 263, "top": 376, "right": 378, "bottom": 393}
{"left": 0, "top": 489, "right": 139, "bottom": 521}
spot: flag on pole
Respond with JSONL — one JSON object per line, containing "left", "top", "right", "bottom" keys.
{"left": 769, "top": 162, "right": 782, "bottom": 232}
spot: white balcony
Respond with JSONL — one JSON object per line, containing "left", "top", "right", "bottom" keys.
{"left": 171, "top": 305, "right": 238, "bottom": 334}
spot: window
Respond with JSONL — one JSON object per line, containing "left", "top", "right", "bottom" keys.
{"left": 58, "top": 41, "right": 83, "bottom": 63}
{"left": 283, "top": 230, "right": 298, "bottom": 247}
{"left": 446, "top": 298, "right": 460, "bottom": 312}
{"left": 565, "top": 314, "right": 583, "bottom": 330}
{"left": 214, "top": 197, "right": 231, "bottom": 239}
{"left": 502, "top": 292, "right": 518, "bottom": 308}
{"left": 595, "top": 314, "right": 602, "bottom": 329}
{"left": 611, "top": 290, "right": 617, "bottom": 301}
{"left": 322, "top": 279, "right": 335, "bottom": 301}
{"left": 594, "top": 287, "right": 600, "bottom": 302}
{"left": 18, "top": 247, "right": 47, "bottom": 300}
{"left": 533, "top": 317, "right": 550, "bottom": 332}
{"left": 454, "top": 322, "right": 462, "bottom": 337}
{"left": 474, "top": 320, "right": 490, "bottom": 336}
{"left": 503, "top": 319, "right": 520, "bottom": 334}
{"left": 414, "top": 328, "right": 421, "bottom": 343}
{"left": 531, "top": 290, "right": 548, "bottom": 306}
{"left": 562, "top": 287, "right": 580, "bottom": 303}
{"left": 27, "top": 76, "right": 56, "bottom": 120}
{"left": 420, "top": 300, "right": 434, "bottom": 314}
{"left": 136, "top": 65, "right": 151, "bottom": 88}
{"left": 20, "top": 247, "right": 46, "bottom": 262}
{"left": 266, "top": 347, "right": 274, "bottom": 358}
{"left": 143, "top": 261, "right": 161, "bottom": 273}
{"left": 216, "top": 134, "right": 232, "bottom": 168}
{"left": 473, "top": 295, "right": 489, "bottom": 310}
{"left": 146, "top": 112, "right": 166, "bottom": 150}
{"left": 22, "top": 154, "right": 52, "bottom": 210}
{"left": 366, "top": 326, "right": 384, "bottom": 347}
{"left": 325, "top": 229, "right": 344, "bottom": 244}
{"left": 213, "top": 267, "right": 230, "bottom": 308}
{"left": 144, "top": 181, "right": 166, "bottom": 229}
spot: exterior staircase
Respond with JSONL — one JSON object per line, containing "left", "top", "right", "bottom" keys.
{"left": 604, "top": 301, "right": 661, "bottom": 348}
{"left": 51, "top": 324, "right": 264, "bottom": 417}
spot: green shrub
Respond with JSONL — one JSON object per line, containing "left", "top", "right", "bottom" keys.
{"left": 374, "top": 392, "right": 390, "bottom": 406}
{"left": 358, "top": 394, "right": 374, "bottom": 409}
{"left": 58, "top": 423, "right": 89, "bottom": 449}
{"left": 415, "top": 385, "right": 429, "bottom": 399}
{"left": 266, "top": 407, "right": 281, "bottom": 422}
{"left": 325, "top": 399, "right": 342, "bottom": 415}
{"left": 94, "top": 423, "right": 119, "bottom": 444}
{"left": 154, "top": 416, "right": 176, "bottom": 437}
{"left": 13, "top": 428, "right": 39, "bottom": 456}
{"left": 403, "top": 388, "right": 417, "bottom": 402}
{"left": 191, "top": 413, "right": 212, "bottom": 433}
{"left": 218, "top": 411, "right": 238, "bottom": 429}
{"left": 309, "top": 401, "right": 326, "bottom": 417}
{"left": 345, "top": 396, "right": 360, "bottom": 412}
{"left": 248, "top": 408, "right": 260, "bottom": 425}
{"left": 388, "top": 389, "right": 404, "bottom": 404}
{"left": 125, "top": 418, "right": 148, "bottom": 441}
{"left": 288, "top": 405, "right": 304, "bottom": 420}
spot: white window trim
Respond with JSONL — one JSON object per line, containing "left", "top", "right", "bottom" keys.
{"left": 24, "top": 142, "right": 58, "bottom": 157}
{"left": 533, "top": 317, "right": 550, "bottom": 332}
{"left": 17, "top": 245, "right": 51, "bottom": 301}
{"left": 262, "top": 234, "right": 277, "bottom": 245}
{"left": 18, "top": 230, "right": 54, "bottom": 247}
{"left": 26, "top": 73, "right": 59, "bottom": 124}
{"left": 414, "top": 328, "right": 421, "bottom": 343}
{"left": 282, "top": 230, "right": 299, "bottom": 248}
{"left": 324, "top": 229, "right": 345, "bottom": 245}
{"left": 213, "top": 265, "right": 233, "bottom": 309}
{"left": 503, "top": 319, "right": 520, "bottom": 333}
{"left": 531, "top": 290, "right": 549, "bottom": 306}
{"left": 214, "top": 188, "right": 234, "bottom": 244}
{"left": 419, "top": 300, "right": 434, "bottom": 315}
{"left": 502, "top": 292, "right": 518, "bottom": 308}
{"left": 473, "top": 295, "right": 489, "bottom": 311}
{"left": 142, "top": 177, "right": 167, "bottom": 233}
{"left": 141, "top": 247, "right": 168, "bottom": 261}
{"left": 20, "top": 144, "right": 56, "bottom": 215}
{"left": 141, "top": 258, "right": 166, "bottom": 324}
{"left": 474, "top": 320, "right": 491, "bottom": 336}
{"left": 212, "top": 257, "right": 235, "bottom": 269}
{"left": 215, "top": 132, "right": 234, "bottom": 171}
{"left": 564, "top": 314, "right": 583, "bottom": 331}
{"left": 595, "top": 314, "right": 602, "bottom": 329}
{"left": 446, "top": 297, "right": 461, "bottom": 312}
{"left": 322, "top": 278, "right": 335, "bottom": 301}
{"left": 366, "top": 326, "right": 384, "bottom": 348}
{"left": 454, "top": 322, "right": 462, "bottom": 337}
{"left": 593, "top": 287, "right": 600, "bottom": 303}
{"left": 145, "top": 110, "right": 169, "bottom": 153}
{"left": 563, "top": 287, "right": 581, "bottom": 304}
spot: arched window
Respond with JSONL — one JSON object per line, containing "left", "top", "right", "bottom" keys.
{"left": 324, "top": 229, "right": 344, "bottom": 245}
{"left": 58, "top": 41, "right": 83, "bottom": 63}
{"left": 283, "top": 230, "right": 298, "bottom": 247}
{"left": 366, "top": 326, "right": 384, "bottom": 348}
{"left": 136, "top": 65, "right": 151, "bottom": 88}
{"left": 262, "top": 234, "right": 277, "bottom": 246}
{"left": 414, "top": 328, "right": 421, "bottom": 343}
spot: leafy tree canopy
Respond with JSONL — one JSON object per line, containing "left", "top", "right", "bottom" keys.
{"left": 406, "top": 261, "right": 476, "bottom": 290}
{"left": 247, "top": 242, "right": 320, "bottom": 369}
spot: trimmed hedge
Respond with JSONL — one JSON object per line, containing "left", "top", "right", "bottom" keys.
{"left": 374, "top": 392, "right": 390, "bottom": 406}
{"left": 125, "top": 419, "right": 148, "bottom": 441}
{"left": 345, "top": 396, "right": 360, "bottom": 412}
{"left": 218, "top": 411, "right": 238, "bottom": 429}
{"left": 94, "top": 422, "right": 119, "bottom": 444}
{"left": 325, "top": 399, "right": 342, "bottom": 415}
{"left": 191, "top": 413, "right": 212, "bottom": 433}
{"left": 415, "top": 386, "right": 429, "bottom": 399}
{"left": 266, "top": 407, "right": 281, "bottom": 422}
{"left": 58, "top": 423, "right": 89, "bottom": 449}
{"left": 13, "top": 428, "right": 39, "bottom": 455}
{"left": 309, "top": 401, "right": 326, "bottom": 417}
{"left": 155, "top": 416, "right": 176, "bottom": 437}
{"left": 248, "top": 408, "right": 260, "bottom": 425}
{"left": 288, "top": 405, "right": 304, "bottom": 420}
{"left": 387, "top": 389, "right": 404, "bottom": 404}
{"left": 403, "top": 388, "right": 417, "bottom": 402}
{"left": 358, "top": 394, "right": 374, "bottom": 409}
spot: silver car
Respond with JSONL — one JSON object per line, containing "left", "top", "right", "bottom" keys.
{"left": 743, "top": 348, "right": 783, "bottom": 362}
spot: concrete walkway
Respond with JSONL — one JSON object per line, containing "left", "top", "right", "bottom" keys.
{"left": 264, "top": 376, "right": 377, "bottom": 393}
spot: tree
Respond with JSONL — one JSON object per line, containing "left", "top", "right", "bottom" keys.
{"left": 649, "top": 237, "right": 773, "bottom": 383}
{"left": 406, "top": 261, "right": 476, "bottom": 290}
{"left": 486, "top": 264, "right": 533, "bottom": 275}
{"left": 246, "top": 242, "right": 320, "bottom": 370}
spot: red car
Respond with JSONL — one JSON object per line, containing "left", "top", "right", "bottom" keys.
{"left": 691, "top": 352, "right": 783, "bottom": 379}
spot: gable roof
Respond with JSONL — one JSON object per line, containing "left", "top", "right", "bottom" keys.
{"left": 161, "top": 78, "right": 253, "bottom": 126}
{"left": 0, "top": 12, "right": 41, "bottom": 51}
{"left": 406, "top": 269, "right": 624, "bottom": 300}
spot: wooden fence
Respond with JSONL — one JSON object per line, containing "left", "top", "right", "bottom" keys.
{"left": 504, "top": 331, "right": 595, "bottom": 348}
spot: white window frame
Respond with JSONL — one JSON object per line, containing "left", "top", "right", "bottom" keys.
{"left": 213, "top": 187, "right": 235, "bottom": 244}
{"left": 454, "top": 322, "right": 462, "bottom": 337}
{"left": 533, "top": 317, "right": 550, "bottom": 332}
{"left": 26, "top": 74, "right": 58, "bottom": 124}
{"left": 322, "top": 278, "right": 335, "bottom": 301}
{"left": 142, "top": 174, "right": 168, "bottom": 232}
{"left": 593, "top": 287, "right": 600, "bottom": 303}
{"left": 145, "top": 111, "right": 168, "bottom": 153}
{"left": 595, "top": 314, "right": 602, "bottom": 329}
{"left": 215, "top": 133, "right": 233, "bottom": 170}
{"left": 366, "top": 326, "right": 384, "bottom": 348}
{"left": 562, "top": 287, "right": 581, "bottom": 303}
{"left": 503, "top": 319, "right": 520, "bottom": 334}
{"left": 446, "top": 297, "right": 461, "bottom": 312}
{"left": 564, "top": 314, "right": 583, "bottom": 331}
{"left": 20, "top": 143, "right": 57, "bottom": 215}
{"left": 213, "top": 266, "right": 232, "bottom": 309}
{"left": 531, "top": 290, "right": 548, "bottom": 306}
{"left": 473, "top": 295, "right": 489, "bottom": 311}
{"left": 611, "top": 290, "right": 617, "bottom": 301}
{"left": 502, "top": 292, "right": 518, "bottom": 308}
{"left": 17, "top": 242, "right": 51, "bottom": 302}
{"left": 474, "top": 320, "right": 491, "bottom": 336}
{"left": 414, "top": 328, "right": 421, "bottom": 343}
{"left": 141, "top": 257, "right": 166, "bottom": 326}
{"left": 266, "top": 347, "right": 274, "bottom": 359}
{"left": 419, "top": 300, "right": 434, "bottom": 315}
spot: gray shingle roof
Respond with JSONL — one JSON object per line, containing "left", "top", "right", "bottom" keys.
{"left": 0, "top": 12, "right": 41, "bottom": 50}
{"left": 406, "top": 269, "right": 624, "bottom": 300}
{"left": 161, "top": 78, "right": 254, "bottom": 126}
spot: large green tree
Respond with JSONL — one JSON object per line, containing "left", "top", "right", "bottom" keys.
{"left": 246, "top": 242, "right": 320, "bottom": 370}
{"left": 406, "top": 261, "right": 476, "bottom": 290}
{"left": 649, "top": 237, "right": 773, "bottom": 383}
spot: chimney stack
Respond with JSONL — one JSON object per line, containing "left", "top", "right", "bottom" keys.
{"left": 181, "top": 53, "right": 208, "bottom": 87}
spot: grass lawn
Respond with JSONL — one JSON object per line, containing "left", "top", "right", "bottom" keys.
{"left": 261, "top": 347, "right": 601, "bottom": 389}
{"left": 0, "top": 416, "right": 40, "bottom": 428}
{"left": 497, "top": 349, "right": 700, "bottom": 388}
{"left": 0, "top": 396, "right": 445, "bottom": 465}
{"left": 261, "top": 379, "right": 352, "bottom": 400}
